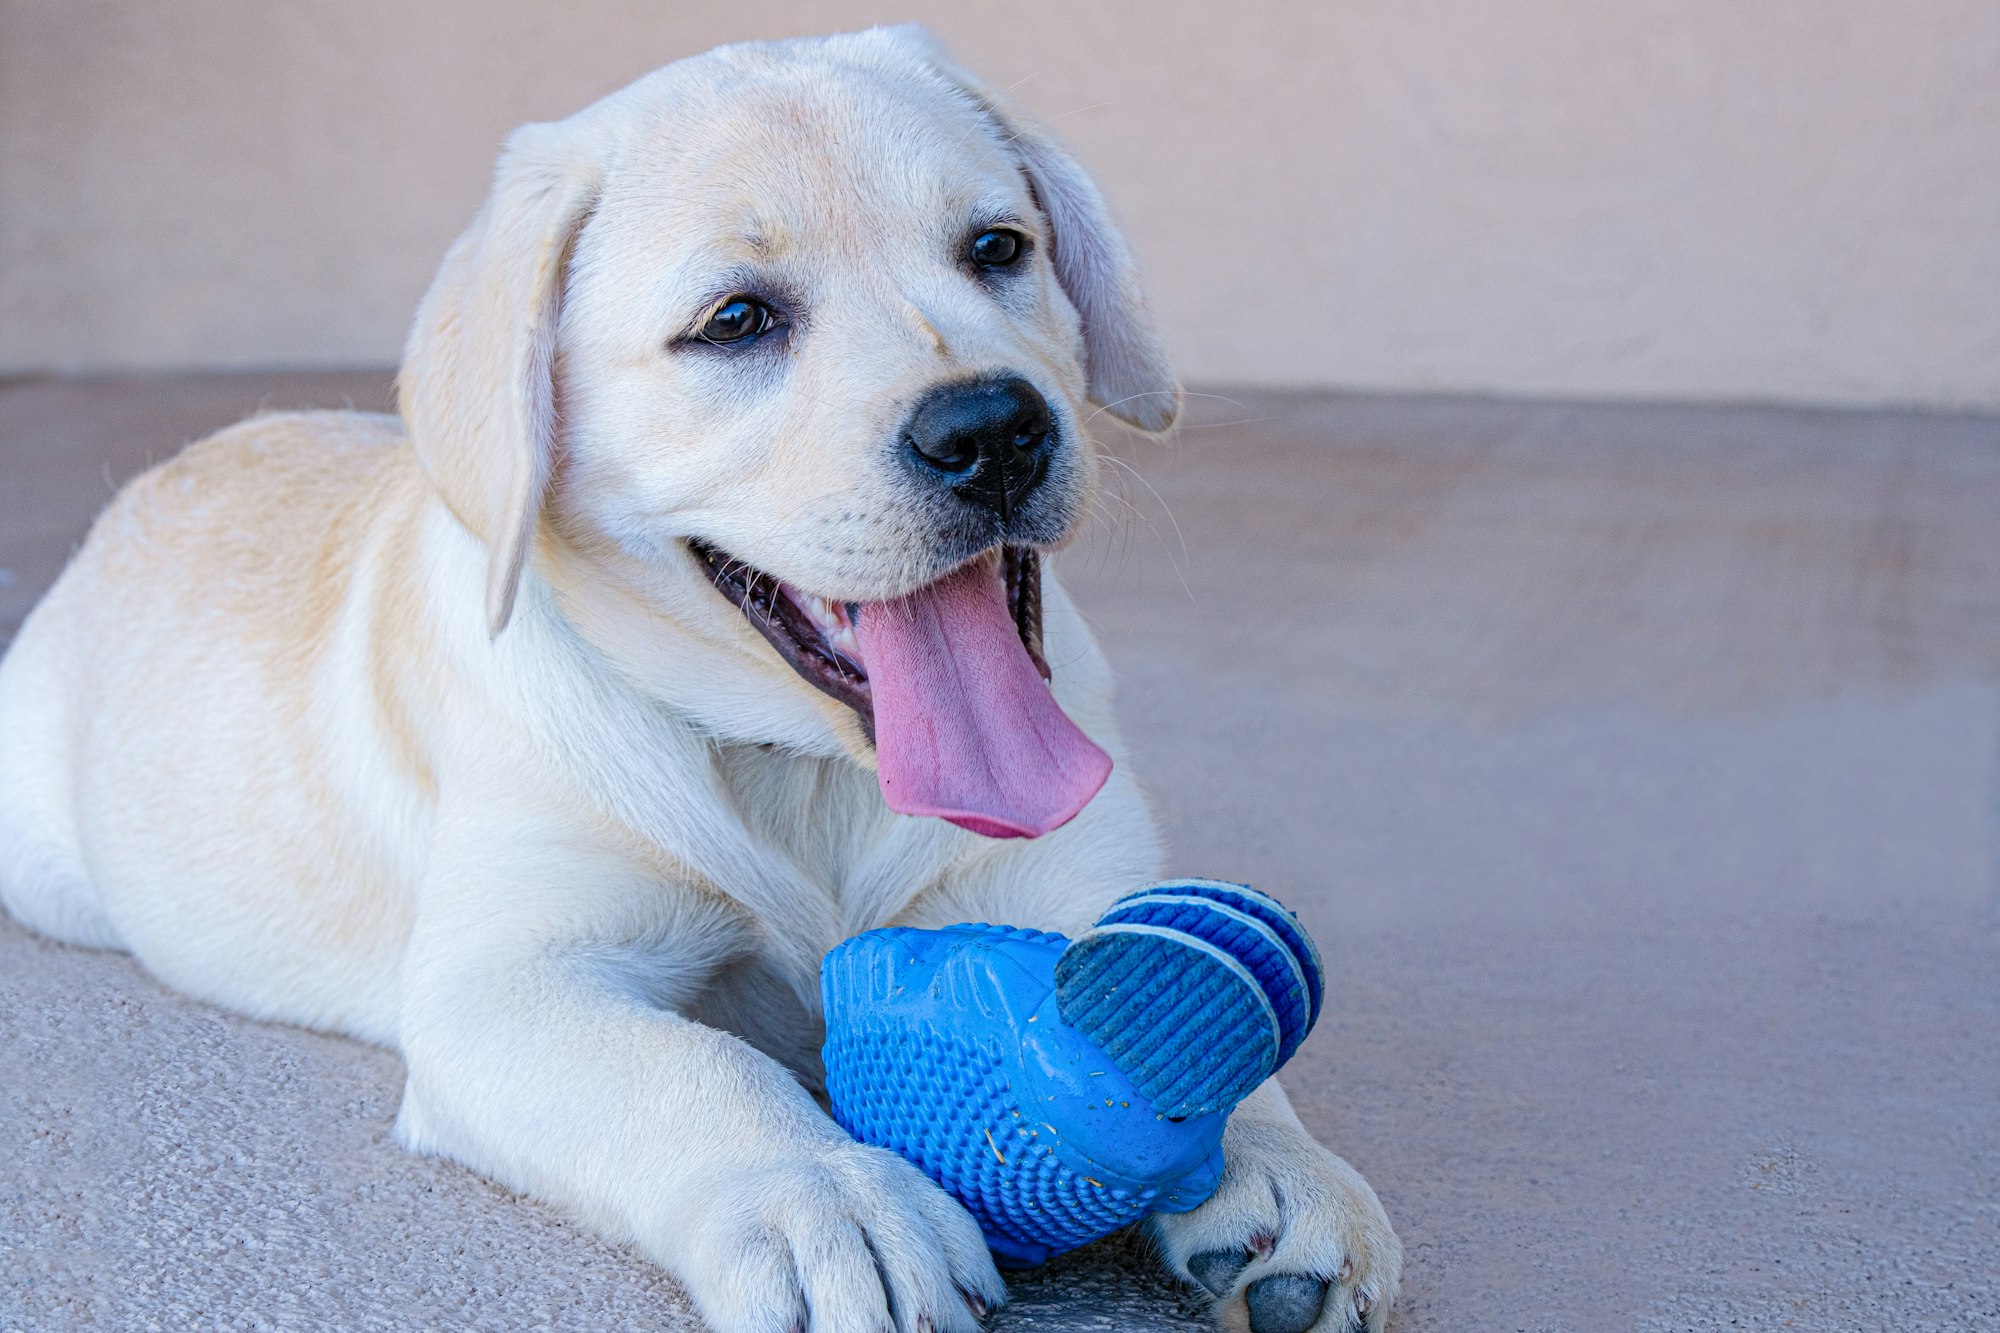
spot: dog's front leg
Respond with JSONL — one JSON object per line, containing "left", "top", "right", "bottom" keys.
{"left": 1148, "top": 1080, "right": 1401, "bottom": 1333}
{"left": 394, "top": 837, "right": 1004, "bottom": 1333}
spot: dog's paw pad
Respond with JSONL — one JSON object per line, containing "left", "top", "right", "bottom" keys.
{"left": 1186, "top": 1248, "right": 1253, "bottom": 1297}
{"left": 1246, "top": 1274, "right": 1331, "bottom": 1333}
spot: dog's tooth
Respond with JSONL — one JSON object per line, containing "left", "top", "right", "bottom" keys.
{"left": 805, "top": 594, "right": 853, "bottom": 634}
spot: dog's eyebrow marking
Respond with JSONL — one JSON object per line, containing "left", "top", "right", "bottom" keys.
{"left": 971, "top": 208, "right": 1032, "bottom": 236}
{"left": 906, "top": 301, "right": 950, "bottom": 358}
{"left": 741, "top": 231, "right": 771, "bottom": 257}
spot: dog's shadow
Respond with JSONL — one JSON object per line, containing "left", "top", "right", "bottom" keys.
{"left": 990, "top": 1228, "right": 1212, "bottom": 1330}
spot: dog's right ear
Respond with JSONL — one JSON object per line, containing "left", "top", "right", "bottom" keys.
{"left": 399, "top": 119, "right": 603, "bottom": 637}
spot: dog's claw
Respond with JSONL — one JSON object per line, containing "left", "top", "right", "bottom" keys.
{"left": 1245, "top": 1274, "right": 1329, "bottom": 1333}
{"left": 960, "top": 1287, "right": 988, "bottom": 1320}
{"left": 1187, "top": 1247, "right": 1253, "bottom": 1297}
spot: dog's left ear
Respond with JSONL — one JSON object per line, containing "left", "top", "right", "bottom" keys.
{"left": 399, "top": 117, "right": 604, "bottom": 637}
{"left": 877, "top": 27, "right": 1181, "bottom": 434}
{"left": 1009, "top": 126, "right": 1182, "bottom": 432}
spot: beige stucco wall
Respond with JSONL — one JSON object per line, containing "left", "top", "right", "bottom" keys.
{"left": 3, "top": 1, "right": 1997, "bottom": 409}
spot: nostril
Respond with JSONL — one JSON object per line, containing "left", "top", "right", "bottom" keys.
{"left": 1005, "top": 403, "right": 1052, "bottom": 460}
{"left": 906, "top": 429, "right": 980, "bottom": 474}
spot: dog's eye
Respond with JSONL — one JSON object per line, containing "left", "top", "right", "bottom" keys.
{"left": 699, "top": 297, "right": 776, "bottom": 344}
{"left": 970, "top": 229, "right": 1025, "bottom": 269}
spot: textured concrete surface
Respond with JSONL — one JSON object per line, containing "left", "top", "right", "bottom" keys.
{"left": 3, "top": 374, "right": 1998, "bottom": 1330}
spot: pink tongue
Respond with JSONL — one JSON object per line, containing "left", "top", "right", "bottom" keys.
{"left": 854, "top": 560, "right": 1111, "bottom": 839}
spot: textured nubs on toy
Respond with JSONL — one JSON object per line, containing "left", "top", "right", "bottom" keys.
{"left": 820, "top": 880, "right": 1324, "bottom": 1266}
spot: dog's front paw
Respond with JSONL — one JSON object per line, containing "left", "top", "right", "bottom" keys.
{"left": 1148, "top": 1118, "right": 1401, "bottom": 1333}
{"left": 677, "top": 1141, "right": 1006, "bottom": 1333}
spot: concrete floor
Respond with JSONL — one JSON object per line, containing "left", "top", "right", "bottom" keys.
{"left": 2, "top": 374, "right": 1997, "bottom": 1331}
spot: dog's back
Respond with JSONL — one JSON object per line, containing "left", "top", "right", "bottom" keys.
{"left": 0, "top": 409, "right": 431, "bottom": 1042}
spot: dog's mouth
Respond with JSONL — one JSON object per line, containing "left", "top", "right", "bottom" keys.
{"left": 689, "top": 542, "right": 1050, "bottom": 737}
{"left": 687, "top": 540, "right": 1110, "bottom": 839}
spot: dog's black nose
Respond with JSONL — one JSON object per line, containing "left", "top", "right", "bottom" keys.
{"left": 903, "top": 377, "right": 1053, "bottom": 520}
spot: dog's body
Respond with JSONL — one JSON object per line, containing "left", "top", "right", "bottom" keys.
{"left": 0, "top": 29, "right": 1398, "bottom": 1333}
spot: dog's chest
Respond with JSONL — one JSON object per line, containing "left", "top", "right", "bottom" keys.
{"left": 714, "top": 742, "right": 953, "bottom": 935}
{"left": 698, "top": 745, "right": 956, "bottom": 1087}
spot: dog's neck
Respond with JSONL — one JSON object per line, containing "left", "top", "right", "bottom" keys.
{"left": 527, "top": 520, "right": 875, "bottom": 762}
{"left": 477, "top": 516, "right": 960, "bottom": 944}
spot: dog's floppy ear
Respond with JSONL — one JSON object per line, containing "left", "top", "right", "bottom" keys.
{"left": 1003, "top": 119, "right": 1181, "bottom": 433}
{"left": 885, "top": 29, "right": 1180, "bottom": 434}
{"left": 399, "top": 119, "right": 602, "bottom": 636}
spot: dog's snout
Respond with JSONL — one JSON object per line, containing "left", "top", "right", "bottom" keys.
{"left": 903, "top": 377, "right": 1054, "bottom": 519}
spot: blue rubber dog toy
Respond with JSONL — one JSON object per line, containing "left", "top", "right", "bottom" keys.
{"left": 821, "top": 880, "right": 1323, "bottom": 1266}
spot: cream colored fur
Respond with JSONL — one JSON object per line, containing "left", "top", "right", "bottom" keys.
{"left": 0, "top": 28, "right": 1398, "bottom": 1333}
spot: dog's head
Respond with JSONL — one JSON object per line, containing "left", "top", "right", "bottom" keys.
{"left": 400, "top": 27, "right": 1178, "bottom": 837}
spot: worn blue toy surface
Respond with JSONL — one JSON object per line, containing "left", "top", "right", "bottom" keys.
{"left": 821, "top": 881, "right": 1322, "bottom": 1267}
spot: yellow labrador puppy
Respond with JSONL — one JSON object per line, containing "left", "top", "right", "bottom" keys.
{"left": 0, "top": 27, "right": 1398, "bottom": 1333}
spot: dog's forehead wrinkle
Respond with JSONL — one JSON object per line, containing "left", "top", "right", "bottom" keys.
{"left": 636, "top": 62, "right": 1021, "bottom": 213}
{"left": 729, "top": 158, "right": 1006, "bottom": 252}
{"left": 580, "top": 97, "right": 1032, "bottom": 331}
